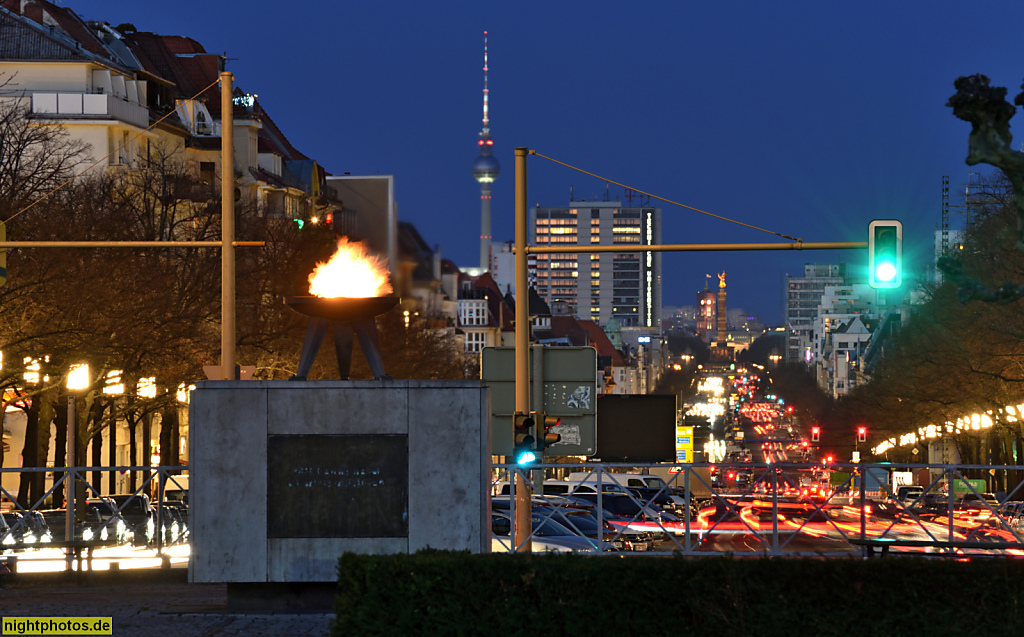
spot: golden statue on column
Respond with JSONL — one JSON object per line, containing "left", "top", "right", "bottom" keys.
{"left": 714, "top": 271, "right": 730, "bottom": 363}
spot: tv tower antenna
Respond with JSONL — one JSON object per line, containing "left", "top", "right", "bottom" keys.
{"left": 472, "top": 30, "right": 500, "bottom": 271}
{"left": 482, "top": 30, "right": 490, "bottom": 133}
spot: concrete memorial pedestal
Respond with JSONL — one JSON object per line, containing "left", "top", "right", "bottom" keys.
{"left": 189, "top": 380, "right": 490, "bottom": 589}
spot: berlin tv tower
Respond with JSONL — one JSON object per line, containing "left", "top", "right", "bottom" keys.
{"left": 472, "top": 30, "right": 499, "bottom": 271}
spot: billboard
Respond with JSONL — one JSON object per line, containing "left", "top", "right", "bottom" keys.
{"left": 595, "top": 395, "right": 676, "bottom": 463}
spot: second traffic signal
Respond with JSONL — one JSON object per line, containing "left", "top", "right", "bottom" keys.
{"left": 533, "top": 411, "right": 562, "bottom": 455}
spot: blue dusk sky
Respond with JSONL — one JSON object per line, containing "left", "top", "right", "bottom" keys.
{"left": 67, "top": 1, "right": 1024, "bottom": 323}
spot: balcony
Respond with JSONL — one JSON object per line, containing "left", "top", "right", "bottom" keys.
{"left": 31, "top": 92, "right": 149, "bottom": 129}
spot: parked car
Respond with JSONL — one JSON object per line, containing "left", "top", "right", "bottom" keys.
{"left": 957, "top": 492, "right": 1000, "bottom": 512}
{"left": 1, "top": 511, "right": 50, "bottom": 545}
{"left": 626, "top": 486, "right": 685, "bottom": 515}
{"left": 920, "top": 492, "right": 954, "bottom": 514}
{"left": 0, "top": 511, "right": 13, "bottom": 547}
{"left": 490, "top": 511, "right": 615, "bottom": 553}
{"left": 542, "top": 480, "right": 629, "bottom": 496}
{"left": 21, "top": 511, "right": 51, "bottom": 544}
{"left": 156, "top": 502, "right": 187, "bottom": 544}
{"left": 85, "top": 499, "right": 131, "bottom": 544}
{"left": 37, "top": 507, "right": 111, "bottom": 542}
{"left": 570, "top": 492, "right": 675, "bottom": 537}
{"left": 107, "top": 494, "right": 154, "bottom": 545}
{"left": 491, "top": 497, "right": 652, "bottom": 551}
{"left": 998, "top": 501, "right": 1024, "bottom": 530}
{"left": 893, "top": 486, "right": 924, "bottom": 507}
{"left": 572, "top": 492, "right": 663, "bottom": 521}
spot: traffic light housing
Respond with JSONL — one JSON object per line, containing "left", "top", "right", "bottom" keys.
{"left": 513, "top": 412, "right": 537, "bottom": 465}
{"left": 534, "top": 411, "right": 562, "bottom": 455}
{"left": 857, "top": 426, "right": 867, "bottom": 443}
{"left": 868, "top": 219, "right": 902, "bottom": 289}
{"left": 811, "top": 426, "right": 820, "bottom": 442}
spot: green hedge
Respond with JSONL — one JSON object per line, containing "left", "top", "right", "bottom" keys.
{"left": 334, "top": 551, "right": 1024, "bottom": 636}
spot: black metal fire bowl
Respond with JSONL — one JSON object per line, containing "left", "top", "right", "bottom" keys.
{"left": 284, "top": 295, "right": 400, "bottom": 381}
{"left": 284, "top": 296, "right": 399, "bottom": 321}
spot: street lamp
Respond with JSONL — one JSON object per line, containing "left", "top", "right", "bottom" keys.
{"left": 136, "top": 377, "right": 158, "bottom": 495}
{"left": 103, "top": 370, "right": 125, "bottom": 494}
{"left": 65, "top": 363, "right": 89, "bottom": 554}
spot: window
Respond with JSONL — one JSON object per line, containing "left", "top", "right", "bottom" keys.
{"left": 199, "top": 162, "right": 216, "bottom": 194}
{"left": 465, "top": 332, "right": 488, "bottom": 353}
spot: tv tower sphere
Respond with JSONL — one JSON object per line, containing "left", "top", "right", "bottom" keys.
{"left": 473, "top": 134, "right": 500, "bottom": 184}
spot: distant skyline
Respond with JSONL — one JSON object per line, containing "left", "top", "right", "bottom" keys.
{"left": 67, "top": 1, "right": 1024, "bottom": 322}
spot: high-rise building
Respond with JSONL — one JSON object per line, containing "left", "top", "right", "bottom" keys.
{"left": 783, "top": 263, "right": 847, "bottom": 363}
{"left": 471, "top": 31, "right": 499, "bottom": 271}
{"left": 529, "top": 200, "right": 661, "bottom": 328}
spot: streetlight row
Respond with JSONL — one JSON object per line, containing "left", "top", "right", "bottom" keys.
{"left": 872, "top": 404, "right": 1024, "bottom": 455}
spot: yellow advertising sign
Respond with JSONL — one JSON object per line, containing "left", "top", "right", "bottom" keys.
{"left": 675, "top": 426, "right": 694, "bottom": 463}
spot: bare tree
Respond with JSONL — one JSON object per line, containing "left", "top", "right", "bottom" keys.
{"left": 0, "top": 80, "right": 90, "bottom": 219}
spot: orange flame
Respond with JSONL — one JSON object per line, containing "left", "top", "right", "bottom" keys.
{"left": 308, "top": 238, "right": 393, "bottom": 298}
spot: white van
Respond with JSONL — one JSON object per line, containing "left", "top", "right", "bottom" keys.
{"left": 490, "top": 480, "right": 625, "bottom": 496}
{"left": 567, "top": 472, "right": 687, "bottom": 511}
{"left": 543, "top": 480, "right": 627, "bottom": 495}
{"left": 567, "top": 472, "right": 670, "bottom": 491}
{"left": 163, "top": 474, "right": 189, "bottom": 504}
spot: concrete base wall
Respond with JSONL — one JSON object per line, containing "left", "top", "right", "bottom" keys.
{"left": 189, "top": 380, "right": 490, "bottom": 583}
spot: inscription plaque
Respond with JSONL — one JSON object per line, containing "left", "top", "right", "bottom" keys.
{"left": 267, "top": 434, "right": 408, "bottom": 538}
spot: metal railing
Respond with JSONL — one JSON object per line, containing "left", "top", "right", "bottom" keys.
{"left": 6, "top": 461, "right": 1023, "bottom": 569}
{"left": 492, "top": 461, "right": 1024, "bottom": 557}
{"left": 1, "top": 466, "right": 189, "bottom": 573}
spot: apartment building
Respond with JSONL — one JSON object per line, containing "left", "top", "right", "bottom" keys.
{"left": 528, "top": 200, "right": 662, "bottom": 329}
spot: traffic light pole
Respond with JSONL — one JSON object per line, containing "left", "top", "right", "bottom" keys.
{"left": 513, "top": 148, "right": 532, "bottom": 552}
{"left": 221, "top": 71, "right": 236, "bottom": 382}
{"left": 511, "top": 147, "right": 873, "bottom": 551}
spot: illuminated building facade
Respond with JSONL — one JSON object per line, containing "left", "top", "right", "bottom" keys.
{"left": 696, "top": 283, "right": 717, "bottom": 343}
{"left": 528, "top": 200, "right": 661, "bottom": 328}
{"left": 783, "top": 263, "right": 847, "bottom": 363}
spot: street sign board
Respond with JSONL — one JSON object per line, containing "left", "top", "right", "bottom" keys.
{"left": 481, "top": 346, "right": 597, "bottom": 457}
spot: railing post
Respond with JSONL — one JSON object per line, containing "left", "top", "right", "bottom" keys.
{"left": 684, "top": 466, "right": 692, "bottom": 553}
{"left": 771, "top": 467, "right": 779, "bottom": 555}
{"left": 859, "top": 464, "right": 867, "bottom": 553}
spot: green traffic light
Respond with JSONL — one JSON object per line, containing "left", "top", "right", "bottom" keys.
{"left": 868, "top": 220, "right": 902, "bottom": 289}
{"left": 515, "top": 449, "right": 538, "bottom": 465}
{"left": 875, "top": 261, "right": 897, "bottom": 282}
{"left": 513, "top": 412, "right": 537, "bottom": 465}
